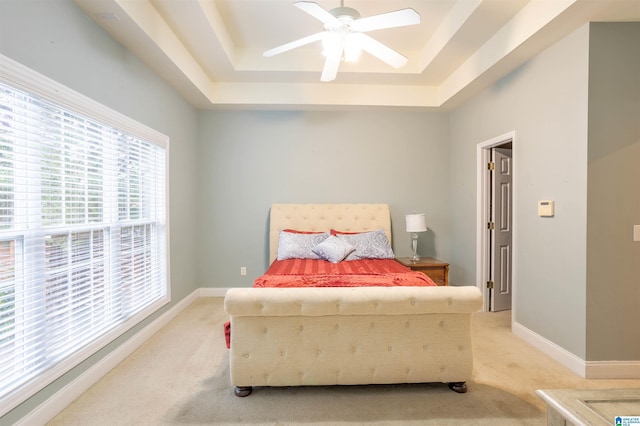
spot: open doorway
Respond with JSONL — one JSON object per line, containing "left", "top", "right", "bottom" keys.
{"left": 476, "top": 132, "right": 516, "bottom": 313}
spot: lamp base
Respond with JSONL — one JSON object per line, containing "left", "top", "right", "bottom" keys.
{"left": 410, "top": 233, "right": 420, "bottom": 262}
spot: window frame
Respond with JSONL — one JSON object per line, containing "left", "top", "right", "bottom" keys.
{"left": 0, "top": 54, "right": 171, "bottom": 416}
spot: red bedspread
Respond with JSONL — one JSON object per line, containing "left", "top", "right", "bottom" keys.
{"left": 224, "top": 258, "right": 436, "bottom": 348}
{"left": 253, "top": 258, "right": 437, "bottom": 288}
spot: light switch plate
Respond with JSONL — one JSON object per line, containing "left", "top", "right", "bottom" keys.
{"left": 634, "top": 225, "right": 640, "bottom": 242}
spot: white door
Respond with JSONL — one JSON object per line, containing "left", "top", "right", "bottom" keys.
{"left": 489, "top": 147, "right": 512, "bottom": 311}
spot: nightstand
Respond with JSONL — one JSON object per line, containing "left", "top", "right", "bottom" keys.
{"left": 396, "top": 257, "right": 449, "bottom": 286}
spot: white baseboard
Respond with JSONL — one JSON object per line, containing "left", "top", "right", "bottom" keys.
{"left": 16, "top": 288, "right": 202, "bottom": 426}
{"left": 200, "top": 287, "right": 228, "bottom": 297}
{"left": 512, "top": 320, "right": 587, "bottom": 377}
{"left": 512, "top": 321, "right": 640, "bottom": 379}
{"left": 585, "top": 361, "right": 640, "bottom": 379}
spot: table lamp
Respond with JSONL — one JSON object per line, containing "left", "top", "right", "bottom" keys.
{"left": 405, "top": 213, "right": 427, "bottom": 262}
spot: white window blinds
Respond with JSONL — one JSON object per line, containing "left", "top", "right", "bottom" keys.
{"left": 0, "top": 59, "right": 169, "bottom": 415}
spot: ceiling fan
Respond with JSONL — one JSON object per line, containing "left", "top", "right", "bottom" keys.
{"left": 263, "top": 1, "right": 420, "bottom": 82}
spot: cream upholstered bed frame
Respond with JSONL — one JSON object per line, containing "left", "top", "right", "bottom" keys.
{"left": 225, "top": 203, "right": 483, "bottom": 397}
{"left": 269, "top": 204, "right": 392, "bottom": 263}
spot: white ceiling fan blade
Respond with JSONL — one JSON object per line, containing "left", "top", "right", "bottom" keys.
{"left": 295, "top": 1, "right": 339, "bottom": 25}
{"left": 263, "top": 32, "right": 325, "bottom": 57}
{"left": 357, "top": 33, "right": 408, "bottom": 68}
{"left": 351, "top": 8, "right": 420, "bottom": 32}
{"left": 321, "top": 46, "right": 343, "bottom": 82}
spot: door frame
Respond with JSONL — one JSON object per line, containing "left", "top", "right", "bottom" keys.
{"left": 476, "top": 131, "right": 517, "bottom": 313}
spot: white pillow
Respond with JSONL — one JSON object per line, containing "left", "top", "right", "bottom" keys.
{"left": 311, "top": 235, "right": 356, "bottom": 263}
{"left": 276, "top": 231, "right": 330, "bottom": 260}
{"left": 336, "top": 229, "right": 395, "bottom": 260}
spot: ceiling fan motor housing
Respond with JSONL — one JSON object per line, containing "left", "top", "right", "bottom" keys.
{"left": 325, "top": 6, "right": 360, "bottom": 33}
{"left": 330, "top": 6, "right": 360, "bottom": 21}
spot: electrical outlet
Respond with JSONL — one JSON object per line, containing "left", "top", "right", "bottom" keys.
{"left": 240, "top": 267, "right": 247, "bottom": 276}
{"left": 634, "top": 225, "right": 640, "bottom": 242}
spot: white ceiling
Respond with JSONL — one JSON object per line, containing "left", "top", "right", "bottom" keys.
{"left": 73, "top": 0, "right": 640, "bottom": 110}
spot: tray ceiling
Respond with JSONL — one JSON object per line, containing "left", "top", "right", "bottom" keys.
{"left": 73, "top": 0, "right": 640, "bottom": 109}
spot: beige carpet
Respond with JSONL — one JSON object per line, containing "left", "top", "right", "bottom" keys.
{"left": 47, "top": 297, "right": 640, "bottom": 425}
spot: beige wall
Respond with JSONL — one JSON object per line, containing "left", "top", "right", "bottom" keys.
{"left": 449, "top": 24, "right": 591, "bottom": 358}
{"left": 449, "top": 22, "right": 640, "bottom": 362}
{"left": 586, "top": 23, "right": 640, "bottom": 361}
{"left": 0, "top": 1, "right": 200, "bottom": 422}
{"left": 197, "top": 110, "right": 450, "bottom": 287}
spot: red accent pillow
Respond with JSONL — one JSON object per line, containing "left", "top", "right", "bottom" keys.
{"left": 330, "top": 229, "right": 363, "bottom": 236}
{"left": 283, "top": 229, "right": 324, "bottom": 234}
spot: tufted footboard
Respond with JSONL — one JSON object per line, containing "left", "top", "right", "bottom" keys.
{"left": 224, "top": 285, "right": 483, "bottom": 396}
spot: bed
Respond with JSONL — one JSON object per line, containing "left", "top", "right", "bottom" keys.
{"left": 224, "top": 203, "right": 483, "bottom": 397}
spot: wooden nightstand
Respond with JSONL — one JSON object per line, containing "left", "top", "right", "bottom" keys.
{"left": 396, "top": 257, "right": 449, "bottom": 286}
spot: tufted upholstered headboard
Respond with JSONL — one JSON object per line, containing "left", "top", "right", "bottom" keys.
{"left": 269, "top": 204, "right": 392, "bottom": 263}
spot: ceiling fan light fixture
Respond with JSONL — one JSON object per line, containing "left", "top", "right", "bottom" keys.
{"left": 321, "top": 32, "right": 344, "bottom": 58}
{"left": 322, "top": 32, "right": 362, "bottom": 63}
{"left": 343, "top": 34, "right": 363, "bottom": 62}
{"left": 343, "top": 45, "right": 361, "bottom": 62}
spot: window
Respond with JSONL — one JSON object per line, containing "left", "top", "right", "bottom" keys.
{"left": 0, "top": 55, "right": 169, "bottom": 415}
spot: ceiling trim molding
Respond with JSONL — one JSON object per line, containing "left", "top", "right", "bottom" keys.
{"left": 207, "top": 82, "right": 439, "bottom": 109}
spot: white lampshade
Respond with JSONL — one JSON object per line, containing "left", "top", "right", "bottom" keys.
{"left": 405, "top": 214, "right": 427, "bottom": 233}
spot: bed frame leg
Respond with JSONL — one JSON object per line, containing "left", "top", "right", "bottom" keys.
{"left": 234, "top": 386, "right": 253, "bottom": 397}
{"left": 448, "top": 382, "right": 468, "bottom": 393}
